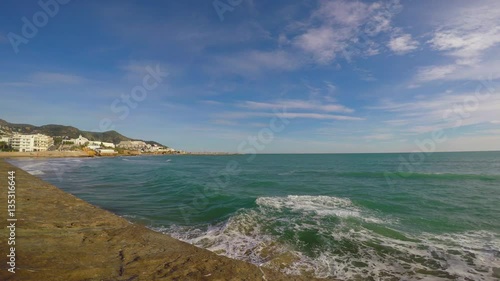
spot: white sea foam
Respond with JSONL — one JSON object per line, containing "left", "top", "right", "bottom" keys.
{"left": 256, "top": 195, "right": 382, "bottom": 223}
{"left": 162, "top": 195, "right": 500, "bottom": 280}
{"left": 9, "top": 158, "right": 91, "bottom": 180}
{"left": 289, "top": 229, "right": 499, "bottom": 280}
{"left": 166, "top": 210, "right": 288, "bottom": 265}
{"left": 28, "top": 170, "right": 45, "bottom": 175}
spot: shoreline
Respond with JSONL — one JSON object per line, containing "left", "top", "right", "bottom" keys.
{"left": 0, "top": 159, "right": 330, "bottom": 280}
{"left": 0, "top": 151, "right": 240, "bottom": 159}
{"left": 0, "top": 151, "right": 91, "bottom": 158}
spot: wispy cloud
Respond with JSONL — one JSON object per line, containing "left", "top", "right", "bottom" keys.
{"left": 371, "top": 91, "right": 500, "bottom": 134}
{"left": 216, "top": 111, "right": 364, "bottom": 121}
{"left": 32, "top": 72, "right": 86, "bottom": 84}
{"left": 279, "top": 112, "right": 364, "bottom": 120}
{"left": 0, "top": 82, "right": 35, "bottom": 87}
{"left": 291, "top": 0, "right": 401, "bottom": 64}
{"left": 210, "top": 119, "right": 238, "bottom": 126}
{"left": 415, "top": 65, "right": 457, "bottom": 82}
{"left": 211, "top": 50, "right": 301, "bottom": 76}
{"left": 96, "top": 2, "right": 271, "bottom": 55}
{"left": 200, "top": 100, "right": 224, "bottom": 106}
{"left": 241, "top": 99, "right": 354, "bottom": 113}
{"left": 120, "top": 60, "right": 170, "bottom": 81}
{"left": 427, "top": 4, "right": 500, "bottom": 64}
{"left": 293, "top": 26, "right": 345, "bottom": 63}
{"left": 3, "top": 0, "right": 498, "bottom": 153}
{"left": 415, "top": 60, "right": 500, "bottom": 83}
{"left": 415, "top": 1, "right": 500, "bottom": 83}
{"left": 388, "top": 33, "right": 418, "bottom": 54}
{"left": 363, "top": 133, "right": 394, "bottom": 140}
{"left": 383, "top": 119, "right": 410, "bottom": 126}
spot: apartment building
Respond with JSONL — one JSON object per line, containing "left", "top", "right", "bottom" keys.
{"left": 9, "top": 134, "right": 54, "bottom": 152}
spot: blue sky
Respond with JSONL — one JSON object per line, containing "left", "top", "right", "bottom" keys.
{"left": 0, "top": 0, "right": 499, "bottom": 153}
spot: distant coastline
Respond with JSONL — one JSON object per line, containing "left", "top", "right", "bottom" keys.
{"left": 0, "top": 151, "right": 238, "bottom": 158}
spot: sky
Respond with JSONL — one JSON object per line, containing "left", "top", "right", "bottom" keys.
{"left": 0, "top": 0, "right": 499, "bottom": 153}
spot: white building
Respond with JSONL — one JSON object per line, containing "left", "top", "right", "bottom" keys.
{"left": 88, "top": 141, "right": 115, "bottom": 148}
{"left": 87, "top": 145, "right": 101, "bottom": 151}
{"left": 158, "top": 147, "right": 176, "bottom": 152}
{"left": 117, "top": 140, "right": 147, "bottom": 150}
{"left": 96, "top": 148, "right": 117, "bottom": 155}
{"left": 74, "top": 135, "right": 89, "bottom": 146}
{"left": 9, "top": 134, "right": 54, "bottom": 152}
{"left": 0, "top": 136, "right": 9, "bottom": 143}
{"left": 101, "top": 142, "right": 115, "bottom": 148}
{"left": 63, "top": 135, "right": 89, "bottom": 146}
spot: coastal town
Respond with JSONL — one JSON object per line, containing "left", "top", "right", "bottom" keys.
{"left": 0, "top": 133, "right": 183, "bottom": 156}
{"left": 0, "top": 120, "right": 235, "bottom": 157}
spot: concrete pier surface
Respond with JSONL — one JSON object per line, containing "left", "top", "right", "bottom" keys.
{"left": 0, "top": 159, "right": 330, "bottom": 281}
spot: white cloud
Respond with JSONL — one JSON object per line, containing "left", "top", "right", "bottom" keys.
{"left": 371, "top": 90, "right": 500, "bottom": 135}
{"left": 417, "top": 1, "right": 500, "bottom": 83}
{"left": 212, "top": 50, "right": 301, "bottom": 76}
{"left": 241, "top": 99, "right": 354, "bottom": 113}
{"left": 227, "top": 98, "right": 364, "bottom": 121}
{"left": 428, "top": 3, "right": 500, "bottom": 63}
{"left": 429, "top": 30, "right": 500, "bottom": 64}
{"left": 415, "top": 65, "right": 457, "bottom": 82}
{"left": 98, "top": 2, "right": 272, "bottom": 55}
{"left": 363, "top": 133, "right": 394, "bottom": 140}
{"left": 216, "top": 110, "right": 364, "bottom": 121}
{"left": 277, "top": 112, "right": 364, "bottom": 121}
{"left": 383, "top": 119, "right": 410, "bottom": 126}
{"left": 211, "top": 119, "right": 238, "bottom": 126}
{"left": 291, "top": 0, "right": 402, "bottom": 64}
{"left": 388, "top": 33, "right": 418, "bottom": 54}
{"left": 314, "top": 0, "right": 373, "bottom": 26}
{"left": 120, "top": 60, "right": 171, "bottom": 82}
{"left": 293, "top": 27, "right": 343, "bottom": 63}
{"left": 415, "top": 60, "right": 500, "bottom": 83}
{"left": 278, "top": 33, "right": 290, "bottom": 46}
{"left": 32, "top": 72, "right": 85, "bottom": 84}
{"left": 325, "top": 81, "right": 337, "bottom": 93}
{"left": 200, "top": 100, "right": 223, "bottom": 106}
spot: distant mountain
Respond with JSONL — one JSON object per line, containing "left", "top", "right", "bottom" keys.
{"left": 0, "top": 119, "right": 168, "bottom": 147}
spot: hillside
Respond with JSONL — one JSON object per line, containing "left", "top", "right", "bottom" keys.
{"left": 0, "top": 119, "right": 167, "bottom": 147}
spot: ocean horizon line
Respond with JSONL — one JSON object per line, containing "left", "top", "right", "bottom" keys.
{"left": 185, "top": 150, "right": 500, "bottom": 155}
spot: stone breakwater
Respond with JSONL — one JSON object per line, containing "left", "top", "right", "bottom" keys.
{"left": 0, "top": 160, "right": 331, "bottom": 281}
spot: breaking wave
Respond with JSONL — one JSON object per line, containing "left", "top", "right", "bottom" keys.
{"left": 161, "top": 195, "right": 500, "bottom": 280}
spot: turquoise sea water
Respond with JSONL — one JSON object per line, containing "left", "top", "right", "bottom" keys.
{"left": 10, "top": 152, "right": 500, "bottom": 280}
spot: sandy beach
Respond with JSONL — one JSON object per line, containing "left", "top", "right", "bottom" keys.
{"left": 0, "top": 151, "right": 90, "bottom": 158}
{"left": 0, "top": 159, "right": 331, "bottom": 281}
{"left": 0, "top": 151, "right": 238, "bottom": 159}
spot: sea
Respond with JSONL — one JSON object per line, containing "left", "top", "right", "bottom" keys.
{"left": 9, "top": 152, "right": 500, "bottom": 280}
